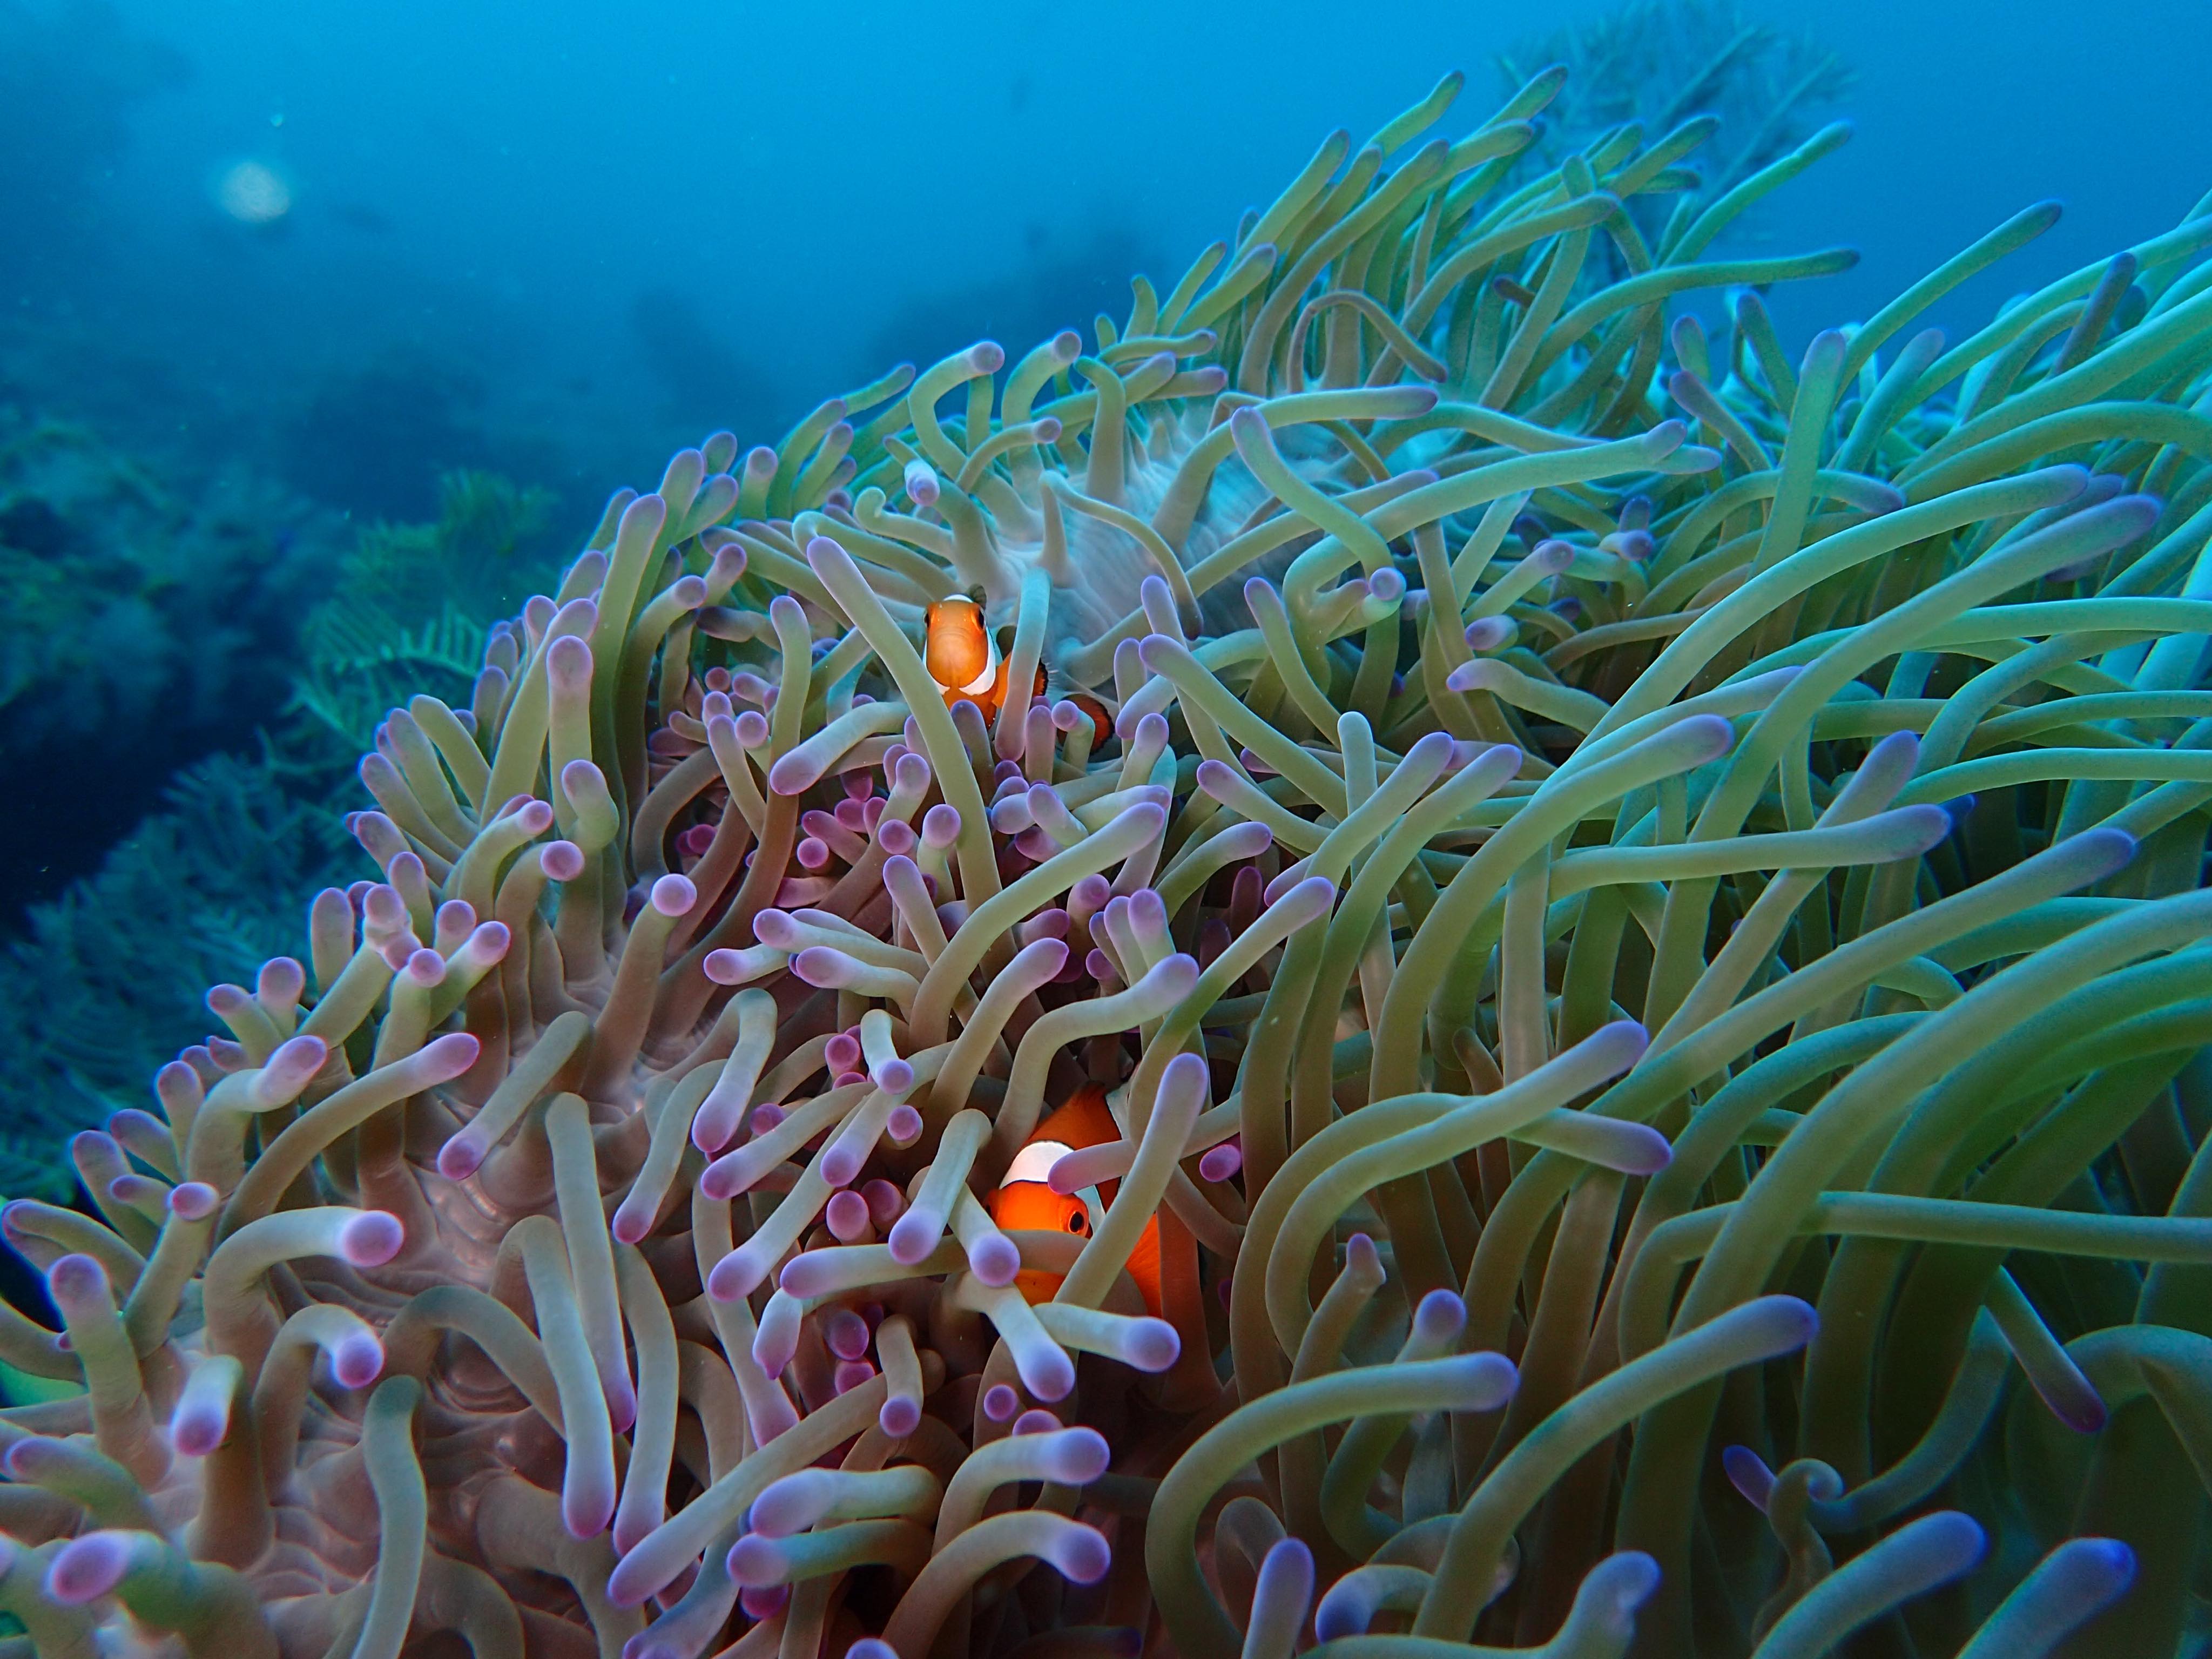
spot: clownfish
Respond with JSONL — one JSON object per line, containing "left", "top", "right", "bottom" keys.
{"left": 925, "top": 597, "right": 1038, "bottom": 723}
{"left": 987, "top": 1083, "right": 1162, "bottom": 1316}
{"left": 923, "top": 598, "right": 1111, "bottom": 744}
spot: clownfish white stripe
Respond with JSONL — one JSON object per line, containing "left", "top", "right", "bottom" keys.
{"left": 1000, "top": 1139, "right": 1074, "bottom": 1188}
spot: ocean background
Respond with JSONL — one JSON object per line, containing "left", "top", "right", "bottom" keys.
{"left": 2, "top": 0, "right": 2208, "bottom": 1187}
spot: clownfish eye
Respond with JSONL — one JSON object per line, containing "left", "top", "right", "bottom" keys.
{"left": 1065, "top": 1209, "right": 1089, "bottom": 1235}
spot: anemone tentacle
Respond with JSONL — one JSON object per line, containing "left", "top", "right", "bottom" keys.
{"left": 6, "top": 60, "right": 2212, "bottom": 1659}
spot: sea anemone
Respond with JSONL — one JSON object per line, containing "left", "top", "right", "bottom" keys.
{"left": 7, "top": 60, "right": 2212, "bottom": 1659}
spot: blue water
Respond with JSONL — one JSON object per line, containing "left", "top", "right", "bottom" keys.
{"left": 15, "top": 0, "right": 2208, "bottom": 501}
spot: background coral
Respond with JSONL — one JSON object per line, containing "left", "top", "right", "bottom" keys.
{"left": 0, "top": 467, "right": 565, "bottom": 1191}
{"left": 0, "top": 409, "right": 339, "bottom": 919}
{"left": 1496, "top": 0, "right": 1854, "bottom": 233}
{"left": 0, "top": 757, "right": 354, "bottom": 1203}
{"left": 284, "top": 469, "right": 565, "bottom": 778}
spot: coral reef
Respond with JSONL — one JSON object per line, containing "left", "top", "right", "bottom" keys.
{"left": 0, "top": 415, "right": 334, "bottom": 759}
{"left": 6, "top": 59, "right": 2212, "bottom": 1659}
{"left": 0, "top": 410, "right": 339, "bottom": 919}
{"left": 860, "top": 224, "right": 1164, "bottom": 410}
{"left": 0, "top": 470, "right": 564, "bottom": 1184}
{"left": 280, "top": 353, "right": 571, "bottom": 528}
{"left": 0, "top": 758, "right": 354, "bottom": 1202}
{"left": 1496, "top": 0, "right": 1853, "bottom": 221}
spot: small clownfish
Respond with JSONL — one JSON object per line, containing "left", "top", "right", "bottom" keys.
{"left": 987, "top": 1083, "right": 1162, "bottom": 1316}
{"left": 923, "top": 597, "right": 1112, "bottom": 744}
{"left": 925, "top": 598, "right": 1038, "bottom": 723}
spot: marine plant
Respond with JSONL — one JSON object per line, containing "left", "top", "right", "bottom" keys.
{"left": 6, "top": 58, "right": 2212, "bottom": 1659}
{"left": 286, "top": 469, "right": 565, "bottom": 773}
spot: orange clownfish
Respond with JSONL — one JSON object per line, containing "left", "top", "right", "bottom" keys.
{"left": 987, "top": 1083, "right": 1162, "bottom": 1316}
{"left": 923, "top": 598, "right": 1111, "bottom": 744}
{"left": 925, "top": 598, "right": 1040, "bottom": 724}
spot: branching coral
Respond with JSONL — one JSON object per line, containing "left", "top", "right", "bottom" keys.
{"left": 8, "top": 61, "right": 2212, "bottom": 1659}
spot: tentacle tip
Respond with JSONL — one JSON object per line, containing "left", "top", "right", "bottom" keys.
{"left": 1930, "top": 1510, "right": 1989, "bottom": 1566}
{"left": 2061, "top": 1400, "right": 2109, "bottom": 1435}
{"left": 44, "top": 1252, "right": 107, "bottom": 1303}
{"left": 2086, "top": 826, "right": 2140, "bottom": 867}
{"left": 1313, "top": 1605, "right": 1365, "bottom": 1643}
{"left": 1026, "top": 1354, "right": 1077, "bottom": 1402}
{"left": 340, "top": 1210, "right": 406, "bottom": 1268}
{"left": 2064, "top": 1536, "right": 2136, "bottom": 1590}
{"left": 708, "top": 1253, "right": 764, "bottom": 1303}
{"left": 421, "top": 1031, "right": 483, "bottom": 1077}
{"left": 886, "top": 1214, "right": 938, "bottom": 1265}
{"left": 970, "top": 1235, "right": 1020, "bottom": 1286}
{"left": 738, "top": 1583, "right": 790, "bottom": 1618}
{"left": 332, "top": 1336, "right": 385, "bottom": 1390}
{"left": 563, "top": 1494, "right": 616, "bottom": 1541}
{"left": 172, "top": 1409, "right": 228, "bottom": 1458}
{"left": 650, "top": 875, "right": 698, "bottom": 917}
{"left": 1048, "top": 1525, "right": 1112, "bottom": 1584}
{"left": 1721, "top": 1444, "right": 1774, "bottom": 1507}
{"left": 1412, "top": 1287, "right": 1468, "bottom": 1341}
{"left": 437, "top": 1137, "right": 487, "bottom": 1181}
{"left": 1126, "top": 1318, "right": 1181, "bottom": 1372}
{"left": 1257, "top": 1535, "right": 1315, "bottom": 1596}
{"left": 45, "top": 1532, "right": 133, "bottom": 1606}
{"left": 1449, "top": 1350, "right": 1519, "bottom": 1412}
{"left": 1616, "top": 1125, "right": 1673, "bottom": 1176}
{"left": 1049, "top": 1428, "right": 1113, "bottom": 1483}
{"left": 1756, "top": 1294, "right": 1820, "bottom": 1349}
{"left": 1589, "top": 1550, "right": 1662, "bottom": 1613}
